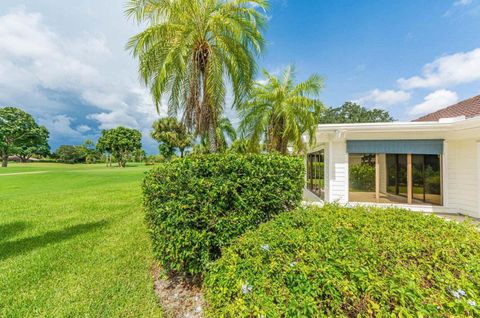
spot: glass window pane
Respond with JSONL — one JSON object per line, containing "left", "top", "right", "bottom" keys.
{"left": 385, "top": 154, "right": 408, "bottom": 203}
{"left": 424, "top": 155, "right": 442, "bottom": 205}
{"left": 349, "top": 154, "right": 376, "bottom": 202}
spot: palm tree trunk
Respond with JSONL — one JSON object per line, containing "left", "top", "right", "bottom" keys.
{"left": 208, "top": 125, "right": 218, "bottom": 153}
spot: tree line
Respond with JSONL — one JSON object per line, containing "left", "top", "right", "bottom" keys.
{"left": 0, "top": 100, "right": 393, "bottom": 168}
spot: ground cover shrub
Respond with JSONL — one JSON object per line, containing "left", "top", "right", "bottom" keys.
{"left": 142, "top": 153, "right": 304, "bottom": 277}
{"left": 204, "top": 205, "right": 480, "bottom": 317}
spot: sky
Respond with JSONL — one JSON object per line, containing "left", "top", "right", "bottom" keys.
{"left": 1, "top": 0, "right": 480, "bottom": 153}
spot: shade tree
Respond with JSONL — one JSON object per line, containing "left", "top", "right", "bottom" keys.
{"left": 97, "top": 127, "right": 142, "bottom": 167}
{"left": 0, "top": 107, "right": 50, "bottom": 167}
{"left": 319, "top": 102, "right": 394, "bottom": 124}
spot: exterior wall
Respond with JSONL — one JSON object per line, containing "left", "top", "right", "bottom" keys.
{"left": 445, "top": 139, "right": 479, "bottom": 217}
{"left": 328, "top": 141, "right": 349, "bottom": 203}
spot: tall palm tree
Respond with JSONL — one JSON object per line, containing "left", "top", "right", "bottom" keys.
{"left": 126, "top": 0, "right": 268, "bottom": 152}
{"left": 239, "top": 65, "right": 324, "bottom": 154}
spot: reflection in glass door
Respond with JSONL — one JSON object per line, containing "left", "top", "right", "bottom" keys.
{"left": 386, "top": 154, "right": 408, "bottom": 203}
{"left": 306, "top": 150, "right": 325, "bottom": 200}
{"left": 412, "top": 154, "right": 442, "bottom": 205}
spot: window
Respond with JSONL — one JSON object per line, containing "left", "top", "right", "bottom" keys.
{"left": 412, "top": 154, "right": 442, "bottom": 205}
{"left": 349, "top": 153, "right": 442, "bottom": 206}
{"left": 348, "top": 154, "right": 376, "bottom": 202}
{"left": 306, "top": 150, "right": 325, "bottom": 199}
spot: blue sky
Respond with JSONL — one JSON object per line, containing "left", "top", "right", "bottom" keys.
{"left": 1, "top": 0, "right": 480, "bottom": 153}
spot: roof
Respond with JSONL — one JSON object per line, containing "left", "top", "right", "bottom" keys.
{"left": 413, "top": 95, "right": 480, "bottom": 122}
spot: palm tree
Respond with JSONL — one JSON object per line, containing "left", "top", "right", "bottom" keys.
{"left": 216, "top": 117, "right": 237, "bottom": 151}
{"left": 239, "top": 65, "right": 324, "bottom": 154}
{"left": 126, "top": 0, "right": 268, "bottom": 152}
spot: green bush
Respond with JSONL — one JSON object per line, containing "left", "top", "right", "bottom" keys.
{"left": 204, "top": 205, "right": 480, "bottom": 317}
{"left": 142, "top": 154, "right": 304, "bottom": 276}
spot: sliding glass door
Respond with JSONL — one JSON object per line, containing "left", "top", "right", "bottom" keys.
{"left": 349, "top": 152, "right": 442, "bottom": 206}
{"left": 386, "top": 154, "right": 408, "bottom": 203}
{"left": 412, "top": 154, "right": 442, "bottom": 205}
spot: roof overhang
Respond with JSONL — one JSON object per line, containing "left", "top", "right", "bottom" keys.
{"left": 312, "top": 116, "right": 480, "bottom": 142}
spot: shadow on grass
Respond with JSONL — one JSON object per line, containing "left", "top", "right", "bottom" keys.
{"left": 0, "top": 221, "right": 29, "bottom": 242}
{"left": 0, "top": 220, "right": 107, "bottom": 261}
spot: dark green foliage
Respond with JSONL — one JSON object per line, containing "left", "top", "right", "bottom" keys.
{"left": 0, "top": 107, "right": 50, "bottom": 167}
{"left": 320, "top": 102, "right": 394, "bottom": 124}
{"left": 55, "top": 145, "right": 86, "bottom": 164}
{"left": 204, "top": 205, "right": 480, "bottom": 317}
{"left": 97, "top": 127, "right": 142, "bottom": 167}
{"left": 14, "top": 126, "right": 50, "bottom": 162}
{"left": 142, "top": 154, "right": 305, "bottom": 276}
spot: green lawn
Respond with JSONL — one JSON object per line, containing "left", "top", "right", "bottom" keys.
{"left": 0, "top": 163, "right": 162, "bottom": 317}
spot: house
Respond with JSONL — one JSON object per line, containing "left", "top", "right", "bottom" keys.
{"left": 306, "top": 95, "right": 480, "bottom": 218}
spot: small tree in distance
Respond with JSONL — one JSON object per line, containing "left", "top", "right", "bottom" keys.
{"left": 97, "top": 127, "right": 142, "bottom": 168}
{"left": 151, "top": 118, "right": 192, "bottom": 158}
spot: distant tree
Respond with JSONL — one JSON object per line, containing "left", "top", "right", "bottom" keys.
{"left": 79, "top": 139, "right": 102, "bottom": 164}
{"left": 151, "top": 117, "right": 192, "bottom": 158}
{"left": 133, "top": 149, "right": 146, "bottom": 162}
{"left": 319, "top": 102, "right": 394, "bottom": 124}
{"left": 97, "top": 127, "right": 142, "bottom": 167}
{"left": 14, "top": 126, "right": 50, "bottom": 162}
{"left": 56, "top": 145, "right": 85, "bottom": 164}
{"left": 239, "top": 66, "right": 324, "bottom": 154}
{"left": 0, "top": 107, "right": 49, "bottom": 167}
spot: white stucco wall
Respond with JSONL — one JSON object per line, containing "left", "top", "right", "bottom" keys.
{"left": 445, "top": 139, "right": 479, "bottom": 218}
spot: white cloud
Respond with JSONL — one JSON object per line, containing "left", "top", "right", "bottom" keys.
{"left": 408, "top": 89, "right": 459, "bottom": 116}
{"left": 398, "top": 48, "right": 480, "bottom": 89}
{"left": 0, "top": 7, "right": 163, "bottom": 151}
{"left": 87, "top": 111, "right": 139, "bottom": 130}
{"left": 76, "top": 124, "right": 91, "bottom": 133}
{"left": 38, "top": 114, "right": 83, "bottom": 139}
{"left": 355, "top": 89, "right": 411, "bottom": 108}
{"left": 454, "top": 0, "right": 472, "bottom": 6}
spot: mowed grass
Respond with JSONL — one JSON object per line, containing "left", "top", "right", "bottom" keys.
{"left": 0, "top": 163, "right": 163, "bottom": 317}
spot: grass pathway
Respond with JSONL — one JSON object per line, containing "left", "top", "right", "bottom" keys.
{"left": 0, "top": 163, "right": 162, "bottom": 317}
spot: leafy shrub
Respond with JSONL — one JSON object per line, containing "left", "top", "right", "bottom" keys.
{"left": 350, "top": 163, "right": 375, "bottom": 191}
{"left": 142, "top": 154, "right": 304, "bottom": 276}
{"left": 204, "top": 205, "right": 480, "bottom": 317}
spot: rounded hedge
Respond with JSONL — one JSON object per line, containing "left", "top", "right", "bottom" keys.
{"left": 204, "top": 205, "right": 480, "bottom": 317}
{"left": 142, "top": 153, "right": 304, "bottom": 276}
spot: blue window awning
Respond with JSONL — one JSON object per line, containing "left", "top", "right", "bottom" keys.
{"left": 346, "top": 140, "right": 444, "bottom": 155}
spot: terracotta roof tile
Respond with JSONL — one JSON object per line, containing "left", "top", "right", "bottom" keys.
{"left": 413, "top": 95, "right": 480, "bottom": 122}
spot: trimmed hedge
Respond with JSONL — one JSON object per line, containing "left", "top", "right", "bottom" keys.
{"left": 204, "top": 205, "right": 480, "bottom": 317}
{"left": 142, "top": 154, "right": 304, "bottom": 276}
